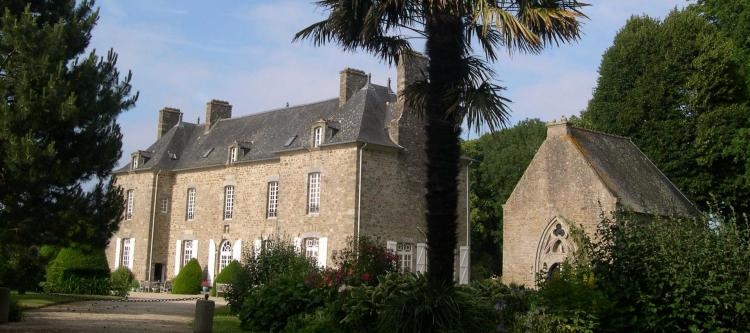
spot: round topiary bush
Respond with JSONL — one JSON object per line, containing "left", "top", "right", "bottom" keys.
{"left": 44, "top": 246, "right": 110, "bottom": 295}
{"left": 172, "top": 258, "right": 203, "bottom": 294}
{"left": 211, "top": 260, "right": 243, "bottom": 296}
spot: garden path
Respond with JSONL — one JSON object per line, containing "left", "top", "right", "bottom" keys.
{"left": 0, "top": 292, "right": 227, "bottom": 333}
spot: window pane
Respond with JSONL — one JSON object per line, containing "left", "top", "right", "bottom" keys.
{"left": 307, "top": 173, "right": 320, "bottom": 214}
{"left": 219, "top": 241, "right": 232, "bottom": 272}
{"left": 186, "top": 188, "right": 196, "bottom": 220}
{"left": 224, "top": 186, "right": 234, "bottom": 220}
{"left": 121, "top": 238, "right": 131, "bottom": 267}
{"left": 397, "top": 243, "right": 413, "bottom": 273}
{"left": 313, "top": 127, "right": 322, "bottom": 147}
{"left": 126, "top": 190, "right": 134, "bottom": 220}
{"left": 267, "top": 181, "right": 278, "bottom": 218}
{"left": 304, "top": 238, "right": 319, "bottom": 264}
{"left": 183, "top": 240, "right": 193, "bottom": 267}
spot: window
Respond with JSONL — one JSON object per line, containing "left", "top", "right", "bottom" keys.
{"left": 397, "top": 243, "right": 413, "bottom": 273}
{"left": 132, "top": 156, "right": 138, "bottom": 169}
{"left": 160, "top": 197, "right": 169, "bottom": 214}
{"left": 219, "top": 241, "right": 232, "bottom": 272}
{"left": 182, "top": 240, "right": 193, "bottom": 267}
{"left": 121, "top": 238, "right": 132, "bottom": 268}
{"left": 125, "top": 190, "right": 134, "bottom": 220}
{"left": 186, "top": 188, "right": 196, "bottom": 220}
{"left": 267, "top": 181, "right": 278, "bottom": 218}
{"left": 313, "top": 126, "right": 323, "bottom": 147}
{"left": 307, "top": 173, "right": 320, "bottom": 214}
{"left": 304, "top": 238, "right": 319, "bottom": 264}
{"left": 229, "top": 147, "right": 238, "bottom": 162}
{"left": 223, "top": 186, "right": 234, "bottom": 220}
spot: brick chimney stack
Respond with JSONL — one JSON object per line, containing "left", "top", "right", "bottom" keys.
{"left": 546, "top": 117, "right": 571, "bottom": 137}
{"left": 205, "top": 99, "right": 232, "bottom": 133}
{"left": 339, "top": 68, "right": 368, "bottom": 108}
{"left": 157, "top": 107, "right": 182, "bottom": 139}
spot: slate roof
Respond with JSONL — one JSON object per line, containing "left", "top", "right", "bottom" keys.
{"left": 115, "top": 83, "right": 398, "bottom": 174}
{"left": 568, "top": 126, "right": 699, "bottom": 217}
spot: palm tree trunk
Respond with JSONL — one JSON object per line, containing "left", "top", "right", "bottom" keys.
{"left": 424, "top": 7, "right": 465, "bottom": 286}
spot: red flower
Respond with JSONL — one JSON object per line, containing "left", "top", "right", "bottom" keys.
{"left": 361, "top": 272, "right": 370, "bottom": 282}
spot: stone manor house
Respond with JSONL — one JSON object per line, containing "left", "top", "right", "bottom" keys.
{"left": 106, "top": 54, "right": 471, "bottom": 286}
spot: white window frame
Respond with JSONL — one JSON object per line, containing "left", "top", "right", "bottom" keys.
{"left": 182, "top": 240, "right": 194, "bottom": 267}
{"left": 125, "top": 190, "right": 134, "bottom": 220}
{"left": 307, "top": 172, "right": 321, "bottom": 214}
{"left": 267, "top": 181, "right": 278, "bottom": 218}
{"left": 186, "top": 188, "right": 196, "bottom": 220}
{"left": 121, "top": 238, "right": 132, "bottom": 268}
{"left": 160, "top": 197, "right": 169, "bottom": 214}
{"left": 397, "top": 243, "right": 414, "bottom": 273}
{"left": 223, "top": 185, "right": 234, "bottom": 220}
{"left": 304, "top": 238, "right": 319, "bottom": 264}
{"left": 219, "top": 241, "right": 232, "bottom": 272}
{"left": 313, "top": 126, "right": 323, "bottom": 148}
{"left": 132, "top": 156, "right": 138, "bottom": 169}
{"left": 229, "top": 147, "right": 238, "bottom": 162}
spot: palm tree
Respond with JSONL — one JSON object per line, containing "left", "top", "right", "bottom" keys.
{"left": 296, "top": 0, "right": 586, "bottom": 286}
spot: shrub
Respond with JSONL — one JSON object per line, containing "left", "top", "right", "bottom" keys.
{"left": 327, "top": 237, "right": 398, "bottom": 288}
{"left": 110, "top": 267, "right": 137, "bottom": 296}
{"left": 9, "top": 298, "right": 22, "bottom": 322}
{"left": 44, "top": 246, "right": 110, "bottom": 295}
{"left": 591, "top": 211, "right": 750, "bottom": 332}
{"left": 239, "top": 273, "right": 325, "bottom": 332}
{"left": 211, "top": 260, "right": 243, "bottom": 297}
{"left": 172, "top": 258, "right": 203, "bottom": 294}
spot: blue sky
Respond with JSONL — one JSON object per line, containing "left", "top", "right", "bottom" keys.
{"left": 89, "top": 0, "right": 690, "bottom": 168}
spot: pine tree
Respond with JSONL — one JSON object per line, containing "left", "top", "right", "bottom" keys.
{"left": 0, "top": 1, "right": 137, "bottom": 249}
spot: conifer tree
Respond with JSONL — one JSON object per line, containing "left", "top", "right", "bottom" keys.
{"left": 0, "top": 0, "right": 137, "bottom": 249}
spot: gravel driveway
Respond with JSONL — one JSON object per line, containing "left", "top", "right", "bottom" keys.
{"left": 0, "top": 293, "right": 226, "bottom": 333}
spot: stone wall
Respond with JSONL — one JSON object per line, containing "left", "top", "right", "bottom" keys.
{"left": 502, "top": 131, "right": 617, "bottom": 287}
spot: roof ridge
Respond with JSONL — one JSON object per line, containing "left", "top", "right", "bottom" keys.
{"left": 570, "top": 125, "right": 631, "bottom": 140}
{"left": 217, "top": 98, "right": 339, "bottom": 123}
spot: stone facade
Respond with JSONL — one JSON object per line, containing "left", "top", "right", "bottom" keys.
{"left": 106, "top": 54, "right": 471, "bottom": 285}
{"left": 502, "top": 120, "right": 698, "bottom": 287}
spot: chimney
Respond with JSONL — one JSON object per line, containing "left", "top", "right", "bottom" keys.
{"left": 546, "top": 117, "right": 571, "bottom": 137}
{"left": 205, "top": 99, "right": 232, "bottom": 133}
{"left": 339, "top": 68, "right": 368, "bottom": 107}
{"left": 397, "top": 51, "right": 428, "bottom": 95}
{"left": 157, "top": 107, "right": 182, "bottom": 139}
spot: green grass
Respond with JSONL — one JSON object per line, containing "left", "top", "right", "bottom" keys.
{"left": 11, "top": 291, "right": 123, "bottom": 309}
{"left": 198, "top": 305, "right": 243, "bottom": 333}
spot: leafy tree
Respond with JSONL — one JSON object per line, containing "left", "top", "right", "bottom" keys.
{"left": 0, "top": 0, "right": 137, "bottom": 251}
{"left": 694, "top": 0, "right": 750, "bottom": 90}
{"left": 581, "top": 9, "right": 750, "bottom": 217}
{"left": 296, "top": 0, "right": 586, "bottom": 286}
{"left": 462, "top": 119, "right": 546, "bottom": 278}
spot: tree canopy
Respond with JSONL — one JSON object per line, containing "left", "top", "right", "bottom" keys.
{"left": 581, "top": 8, "right": 750, "bottom": 217}
{"left": 0, "top": 0, "right": 136, "bottom": 249}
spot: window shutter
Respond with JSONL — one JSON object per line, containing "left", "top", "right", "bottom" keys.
{"left": 253, "top": 239, "right": 262, "bottom": 256}
{"left": 416, "top": 243, "right": 427, "bottom": 273}
{"left": 318, "top": 237, "right": 328, "bottom": 268}
{"left": 233, "top": 240, "right": 242, "bottom": 262}
{"left": 114, "top": 238, "right": 121, "bottom": 269}
{"left": 128, "top": 238, "right": 135, "bottom": 270}
{"left": 208, "top": 240, "right": 216, "bottom": 283}
{"left": 293, "top": 237, "right": 301, "bottom": 254}
{"left": 459, "top": 246, "right": 470, "bottom": 285}
{"left": 192, "top": 240, "right": 199, "bottom": 261}
{"left": 174, "top": 240, "right": 182, "bottom": 275}
{"left": 386, "top": 241, "right": 397, "bottom": 253}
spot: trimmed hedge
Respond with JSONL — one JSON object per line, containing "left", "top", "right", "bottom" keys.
{"left": 211, "top": 260, "right": 243, "bottom": 296}
{"left": 172, "top": 258, "right": 203, "bottom": 294}
{"left": 44, "top": 247, "right": 110, "bottom": 295}
{"left": 110, "top": 267, "right": 137, "bottom": 296}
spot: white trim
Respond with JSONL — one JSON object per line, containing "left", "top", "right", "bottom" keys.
{"left": 253, "top": 239, "right": 262, "bottom": 256}
{"left": 192, "top": 240, "right": 199, "bottom": 260}
{"left": 174, "top": 240, "right": 182, "bottom": 275}
{"left": 208, "top": 240, "right": 216, "bottom": 283}
{"left": 318, "top": 237, "right": 328, "bottom": 268}
{"left": 114, "top": 237, "right": 121, "bottom": 269}
{"left": 293, "top": 237, "right": 301, "bottom": 254}
{"left": 386, "top": 241, "right": 397, "bottom": 252}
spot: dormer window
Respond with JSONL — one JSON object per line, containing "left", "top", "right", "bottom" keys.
{"left": 313, "top": 126, "right": 323, "bottom": 148}
{"left": 229, "top": 147, "right": 238, "bottom": 162}
{"left": 132, "top": 156, "right": 139, "bottom": 169}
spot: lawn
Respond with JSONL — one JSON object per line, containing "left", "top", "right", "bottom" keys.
{"left": 11, "top": 291, "right": 123, "bottom": 309}
{"left": 202, "top": 305, "right": 243, "bottom": 333}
